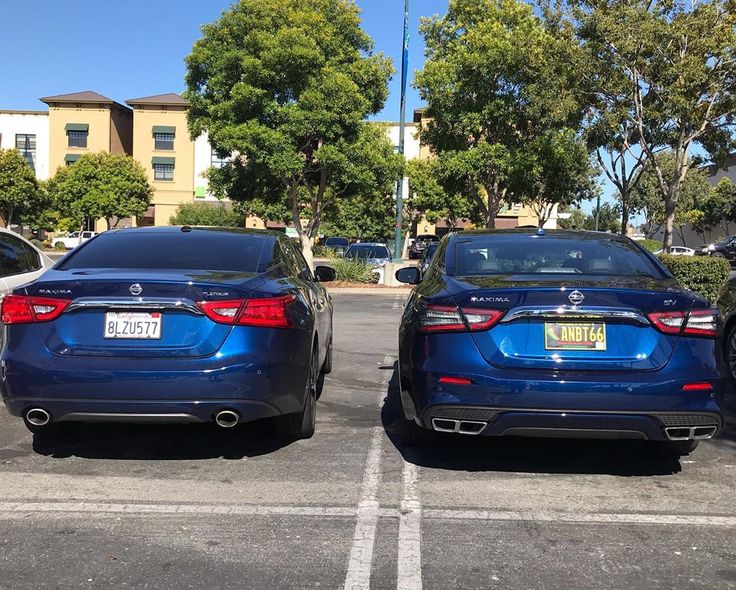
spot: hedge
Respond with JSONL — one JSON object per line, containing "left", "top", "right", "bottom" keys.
{"left": 658, "top": 254, "right": 731, "bottom": 302}
{"left": 637, "top": 238, "right": 663, "bottom": 253}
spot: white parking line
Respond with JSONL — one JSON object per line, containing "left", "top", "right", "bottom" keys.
{"left": 397, "top": 460, "right": 422, "bottom": 590}
{"left": 343, "top": 354, "right": 394, "bottom": 590}
{"left": 392, "top": 295, "right": 406, "bottom": 310}
{"left": 420, "top": 509, "right": 736, "bottom": 527}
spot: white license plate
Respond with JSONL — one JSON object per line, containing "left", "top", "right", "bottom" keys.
{"left": 104, "top": 312, "right": 162, "bottom": 339}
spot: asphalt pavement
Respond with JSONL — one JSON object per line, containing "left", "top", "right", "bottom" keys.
{"left": 0, "top": 292, "right": 734, "bottom": 589}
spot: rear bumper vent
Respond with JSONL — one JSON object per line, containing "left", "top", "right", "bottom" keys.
{"left": 655, "top": 413, "right": 722, "bottom": 428}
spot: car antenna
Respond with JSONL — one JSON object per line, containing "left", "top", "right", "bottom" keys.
{"left": 181, "top": 226, "right": 192, "bottom": 233}
{"left": 536, "top": 228, "right": 546, "bottom": 236}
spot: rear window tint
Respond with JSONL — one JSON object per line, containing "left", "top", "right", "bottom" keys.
{"left": 346, "top": 245, "right": 390, "bottom": 259}
{"left": 454, "top": 235, "right": 664, "bottom": 278}
{"left": 57, "top": 231, "right": 271, "bottom": 273}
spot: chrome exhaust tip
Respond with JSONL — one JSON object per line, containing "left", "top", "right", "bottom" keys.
{"left": 26, "top": 408, "right": 51, "bottom": 427}
{"left": 214, "top": 410, "right": 240, "bottom": 429}
{"left": 664, "top": 425, "right": 717, "bottom": 441}
{"left": 431, "top": 418, "right": 487, "bottom": 435}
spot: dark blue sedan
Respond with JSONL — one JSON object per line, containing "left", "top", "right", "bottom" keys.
{"left": 0, "top": 227, "right": 335, "bottom": 439}
{"left": 395, "top": 229, "right": 726, "bottom": 455}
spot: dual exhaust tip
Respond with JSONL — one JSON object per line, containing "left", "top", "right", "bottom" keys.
{"left": 23, "top": 408, "right": 241, "bottom": 429}
{"left": 431, "top": 417, "right": 487, "bottom": 435}
{"left": 664, "top": 425, "right": 717, "bottom": 441}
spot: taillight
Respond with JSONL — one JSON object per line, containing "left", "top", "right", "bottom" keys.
{"left": 417, "top": 304, "right": 504, "bottom": 333}
{"left": 197, "top": 295, "right": 295, "bottom": 328}
{"left": 647, "top": 308, "right": 720, "bottom": 338}
{"left": 1, "top": 295, "right": 71, "bottom": 324}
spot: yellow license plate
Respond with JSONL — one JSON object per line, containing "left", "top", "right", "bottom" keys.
{"left": 544, "top": 322, "right": 606, "bottom": 351}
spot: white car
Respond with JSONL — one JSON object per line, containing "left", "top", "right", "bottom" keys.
{"left": 51, "top": 230, "right": 97, "bottom": 250}
{"left": 654, "top": 246, "right": 695, "bottom": 256}
{"left": 0, "top": 228, "right": 54, "bottom": 296}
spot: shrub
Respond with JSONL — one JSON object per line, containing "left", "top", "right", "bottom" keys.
{"left": 637, "top": 238, "right": 663, "bottom": 253}
{"left": 313, "top": 245, "right": 331, "bottom": 257}
{"left": 29, "top": 239, "right": 44, "bottom": 250}
{"left": 329, "top": 257, "right": 375, "bottom": 283}
{"left": 54, "top": 241, "right": 67, "bottom": 251}
{"left": 659, "top": 255, "right": 731, "bottom": 302}
{"left": 169, "top": 202, "right": 242, "bottom": 227}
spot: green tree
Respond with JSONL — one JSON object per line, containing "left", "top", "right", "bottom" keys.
{"left": 629, "top": 152, "right": 712, "bottom": 243}
{"left": 694, "top": 178, "right": 736, "bottom": 240}
{"left": 0, "top": 148, "right": 39, "bottom": 227}
{"left": 49, "top": 153, "right": 153, "bottom": 230}
{"left": 558, "top": 207, "right": 587, "bottom": 230}
{"left": 572, "top": 0, "right": 736, "bottom": 249}
{"left": 169, "top": 202, "right": 242, "bottom": 227}
{"left": 414, "top": 0, "right": 586, "bottom": 228}
{"left": 406, "top": 158, "right": 474, "bottom": 230}
{"left": 185, "top": 0, "right": 400, "bottom": 267}
{"left": 585, "top": 202, "right": 620, "bottom": 232}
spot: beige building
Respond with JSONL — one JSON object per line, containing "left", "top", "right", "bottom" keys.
{"left": 126, "top": 94, "right": 195, "bottom": 227}
{"left": 40, "top": 91, "right": 132, "bottom": 174}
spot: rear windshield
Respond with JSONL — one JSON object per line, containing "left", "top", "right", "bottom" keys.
{"left": 454, "top": 235, "right": 664, "bottom": 278}
{"left": 347, "top": 245, "right": 390, "bottom": 259}
{"left": 57, "top": 230, "right": 270, "bottom": 273}
{"left": 325, "top": 237, "right": 349, "bottom": 247}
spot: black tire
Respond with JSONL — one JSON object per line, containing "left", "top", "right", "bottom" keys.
{"left": 321, "top": 335, "right": 333, "bottom": 375}
{"left": 712, "top": 251, "right": 727, "bottom": 259}
{"left": 726, "top": 323, "right": 736, "bottom": 383}
{"left": 655, "top": 439, "right": 699, "bottom": 456}
{"left": 277, "top": 347, "right": 318, "bottom": 440}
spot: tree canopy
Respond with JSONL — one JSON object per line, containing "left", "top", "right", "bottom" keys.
{"left": 169, "top": 202, "right": 242, "bottom": 227}
{"left": 185, "top": 0, "right": 402, "bottom": 266}
{"left": 0, "top": 149, "right": 40, "bottom": 227}
{"left": 48, "top": 153, "right": 153, "bottom": 230}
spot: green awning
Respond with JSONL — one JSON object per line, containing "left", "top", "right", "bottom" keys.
{"left": 64, "top": 154, "right": 81, "bottom": 162}
{"left": 152, "top": 125, "right": 176, "bottom": 134}
{"left": 152, "top": 156, "right": 175, "bottom": 165}
{"left": 64, "top": 123, "right": 89, "bottom": 132}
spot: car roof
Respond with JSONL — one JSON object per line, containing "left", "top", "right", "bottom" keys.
{"left": 104, "top": 226, "right": 284, "bottom": 238}
{"left": 348, "top": 242, "right": 388, "bottom": 247}
{"left": 447, "top": 228, "right": 632, "bottom": 243}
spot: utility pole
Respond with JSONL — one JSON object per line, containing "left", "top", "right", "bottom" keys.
{"left": 393, "top": 0, "right": 410, "bottom": 262}
{"left": 595, "top": 193, "right": 601, "bottom": 231}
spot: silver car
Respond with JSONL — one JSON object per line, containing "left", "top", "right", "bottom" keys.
{"left": 0, "top": 228, "right": 54, "bottom": 297}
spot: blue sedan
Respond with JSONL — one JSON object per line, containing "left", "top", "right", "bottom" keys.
{"left": 0, "top": 227, "right": 335, "bottom": 439}
{"left": 395, "top": 229, "right": 726, "bottom": 456}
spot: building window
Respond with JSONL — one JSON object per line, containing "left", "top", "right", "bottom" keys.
{"left": 15, "top": 134, "right": 36, "bottom": 170}
{"left": 67, "top": 130, "right": 88, "bottom": 148}
{"left": 211, "top": 147, "right": 228, "bottom": 168}
{"left": 154, "top": 132, "right": 175, "bottom": 151}
{"left": 153, "top": 163, "right": 174, "bottom": 181}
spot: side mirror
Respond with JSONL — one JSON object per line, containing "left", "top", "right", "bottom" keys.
{"left": 314, "top": 265, "right": 336, "bottom": 282}
{"left": 395, "top": 267, "right": 421, "bottom": 285}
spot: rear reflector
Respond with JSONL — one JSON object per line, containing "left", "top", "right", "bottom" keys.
{"left": 1, "top": 295, "right": 71, "bottom": 324}
{"left": 682, "top": 382, "right": 714, "bottom": 392}
{"left": 439, "top": 376, "right": 474, "bottom": 385}
{"left": 418, "top": 305, "right": 504, "bottom": 333}
{"left": 197, "top": 295, "right": 296, "bottom": 328}
{"left": 647, "top": 309, "right": 720, "bottom": 338}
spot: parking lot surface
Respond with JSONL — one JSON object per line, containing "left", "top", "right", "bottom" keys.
{"left": 0, "top": 292, "right": 734, "bottom": 589}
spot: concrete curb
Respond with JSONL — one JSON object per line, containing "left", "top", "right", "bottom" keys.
{"left": 327, "top": 288, "right": 411, "bottom": 295}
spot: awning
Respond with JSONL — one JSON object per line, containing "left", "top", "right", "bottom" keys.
{"left": 64, "top": 123, "right": 89, "bottom": 132}
{"left": 64, "top": 154, "right": 81, "bottom": 162}
{"left": 151, "top": 156, "right": 175, "bottom": 165}
{"left": 152, "top": 125, "right": 176, "bottom": 134}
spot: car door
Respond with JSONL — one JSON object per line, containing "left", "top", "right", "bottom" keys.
{"left": 0, "top": 233, "right": 47, "bottom": 295}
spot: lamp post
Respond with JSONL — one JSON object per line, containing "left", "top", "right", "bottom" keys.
{"left": 393, "top": 0, "right": 410, "bottom": 263}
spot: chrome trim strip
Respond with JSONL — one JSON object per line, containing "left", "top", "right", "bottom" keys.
{"left": 500, "top": 306, "right": 650, "bottom": 325}
{"left": 65, "top": 297, "right": 203, "bottom": 315}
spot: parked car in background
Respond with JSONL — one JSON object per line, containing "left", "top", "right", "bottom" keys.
{"left": 345, "top": 242, "right": 392, "bottom": 284}
{"left": 717, "top": 279, "right": 736, "bottom": 383}
{"left": 696, "top": 235, "right": 736, "bottom": 262}
{"left": 324, "top": 236, "right": 350, "bottom": 257}
{"left": 51, "top": 231, "right": 98, "bottom": 250}
{"left": 0, "top": 227, "right": 335, "bottom": 440}
{"left": 0, "top": 228, "right": 54, "bottom": 295}
{"left": 654, "top": 246, "right": 695, "bottom": 256}
{"left": 418, "top": 241, "right": 439, "bottom": 276}
{"left": 395, "top": 229, "right": 725, "bottom": 457}
{"left": 408, "top": 234, "right": 439, "bottom": 260}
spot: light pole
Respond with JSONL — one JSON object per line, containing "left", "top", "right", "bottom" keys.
{"left": 393, "top": 0, "right": 410, "bottom": 263}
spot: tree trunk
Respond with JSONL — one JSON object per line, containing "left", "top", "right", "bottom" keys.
{"left": 620, "top": 190, "right": 629, "bottom": 236}
{"left": 662, "top": 195, "right": 677, "bottom": 251}
{"left": 401, "top": 230, "right": 411, "bottom": 260}
{"left": 300, "top": 232, "right": 314, "bottom": 270}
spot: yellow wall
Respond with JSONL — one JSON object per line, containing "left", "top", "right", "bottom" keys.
{"left": 47, "top": 105, "right": 116, "bottom": 173}
{"left": 130, "top": 105, "right": 194, "bottom": 226}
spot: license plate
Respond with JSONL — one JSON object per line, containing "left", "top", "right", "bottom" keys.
{"left": 104, "top": 312, "right": 162, "bottom": 339}
{"left": 544, "top": 322, "right": 606, "bottom": 351}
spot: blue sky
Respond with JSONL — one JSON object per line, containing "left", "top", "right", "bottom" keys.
{"left": 0, "top": 0, "right": 447, "bottom": 121}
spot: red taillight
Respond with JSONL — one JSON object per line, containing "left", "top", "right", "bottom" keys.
{"left": 417, "top": 305, "right": 504, "bottom": 333}
{"left": 647, "top": 309, "right": 719, "bottom": 338}
{"left": 1, "top": 295, "right": 71, "bottom": 325}
{"left": 682, "top": 382, "right": 714, "bottom": 392}
{"left": 439, "top": 376, "right": 474, "bottom": 385}
{"left": 197, "top": 295, "right": 295, "bottom": 328}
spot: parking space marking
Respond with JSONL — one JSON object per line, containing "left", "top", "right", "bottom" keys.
{"left": 420, "top": 509, "right": 736, "bottom": 527}
{"left": 392, "top": 295, "right": 407, "bottom": 310}
{"left": 398, "top": 460, "right": 422, "bottom": 590}
{"left": 343, "top": 354, "right": 394, "bottom": 590}
{"left": 0, "top": 501, "right": 356, "bottom": 518}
